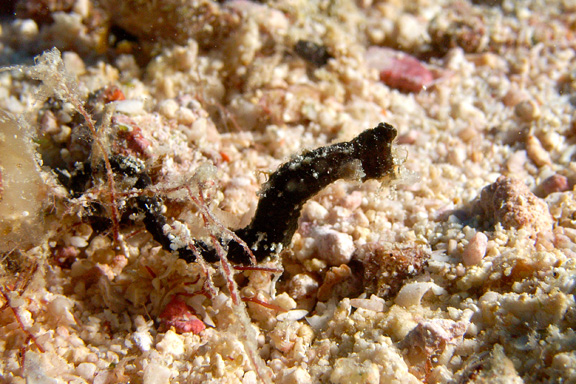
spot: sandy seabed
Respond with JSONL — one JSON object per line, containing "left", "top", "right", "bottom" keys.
{"left": 1, "top": 0, "right": 576, "bottom": 383}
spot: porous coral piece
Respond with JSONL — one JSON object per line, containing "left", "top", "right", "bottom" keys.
{"left": 355, "top": 244, "right": 429, "bottom": 299}
{"left": 477, "top": 176, "right": 553, "bottom": 235}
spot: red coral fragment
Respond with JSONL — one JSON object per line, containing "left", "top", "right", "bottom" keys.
{"left": 366, "top": 47, "right": 435, "bottom": 92}
{"left": 159, "top": 296, "right": 205, "bottom": 334}
{"left": 102, "top": 85, "right": 126, "bottom": 103}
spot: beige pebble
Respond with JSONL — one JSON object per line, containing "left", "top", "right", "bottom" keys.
{"left": 458, "top": 126, "right": 478, "bottom": 142}
{"left": 396, "top": 130, "right": 419, "bottom": 144}
{"left": 470, "top": 150, "right": 483, "bottom": 162}
{"left": 143, "top": 363, "right": 171, "bottom": 384}
{"left": 506, "top": 150, "right": 527, "bottom": 174}
{"left": 288, "top": 273, "right": 319, "bottom": 300}
{"left": 462, "top": 232, "right": 488, "bottom": 266}
{"left": 76, "top": 363, "right": 97, "bottom": 380}
{"left": 317, "top": 265, "right": 352, "bottom": 301}
{"left": 176, "top": 106, "right": 196, "bottom": 125}
{"left": 340, "top": 191, "right": 363, "bottom": 210}
{"left": 514, "top": 99, "right": 540, "bottom": 122}
{"left": 274, "top": 292, "right": 297, "bottom": 311}
{"left": 502, "top": 89, "right": 528, "bottom": 108}
{"left": 158, "top": 99, "right": 179, "bottom": 119}
{"left": 475, "top": 52, "right": 505, "bottom": 69}
{"left": 526, "top": 135, "right": 552, "bottom": 167}
{"left": 281, "top": 366, "right": 312, "bottom": 384}
{"left": 302, "top": 201, "right": 329, "bottom": 222}
{"left": 394, "top": 14, "right": 427, "bottom": 50}
{"left": 13, "top": 19, "right": 38, "bottom": 40}
{"left": 62, "top": 51, "right": 86, "bottom": 76}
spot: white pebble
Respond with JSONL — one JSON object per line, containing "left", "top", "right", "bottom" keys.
{"left": 143, "top": 363, "right": 171, "bottom": 384}
{"left": 462, "top": 232, "right": 488, "bottom": 266}
{"left": 14, "top": 19, "right": 38, "bottom": 39}
{"left": 76, "top": 363, "right": 97, "bottom": 380}
{"left": 349, "top": 296, "right": 385, "bottom": 312}
{"left": 47, "top": 296, "right": 76, "bottom": 325}
{"left": 73, "top": 0, "right": 91, "bottom": 18}
{"left": 277, "top": 309, "right": 309, "bottom": 322}
{"left": 23, "top": 351, "right": 58, "bottom": 384}
{"left": 229, "top": 177, "right": 252, "bottom": 188}
{"left": 156, "top": 330, "right": 185, "bottom": 357}
{"left": 394, "top": 14, "right": 427, "bottom": 49}
{"left": 281, "top": 367, "right": 312, "bottom": 384}
{"left": 340, "top": 191, "right": 363, "bottom": 210}
{"left": 274, "top": 292, "right": 297, "bottom": 311}
{"left": 69, "top": 236, "right": 88, "bottom": 248}
{"left": 132, "top": 330, "right": 153, "bottom": 352}
{"left": 158, "top": 99, "right": 179, "bottom": 118}
{"left": 288, "top": 274, "right": 319, "bottom": 299}
{"left": 189, "top": 117, "right": 209, "bottom": 142}
{"left": 312, "top": 226, "right": 355, "bottom": 265}
{"left": 115, "top": 100, "right": 144, "bottom": 115}
{"left": 62, "top": 51, "right": 86, "bottom": 76}
{"left": 302, "top": 201, "right": 329, "bottom": 222}
{"left": 176, "top": 106, "right": 196, "bottom": 125}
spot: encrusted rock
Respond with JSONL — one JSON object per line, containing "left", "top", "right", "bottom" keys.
{"left": 355, "top": 244, "right": 429, "bottom": 299}
{"left": 477, "top": 176, "right": 553, "bottom": 235}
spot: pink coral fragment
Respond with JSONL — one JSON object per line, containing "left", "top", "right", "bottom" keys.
{"left": 366, "top": 47, "right": 434, "bottom": 92}
{"left": 540, "top": 174, "right": 569, "bottom": 196}
{"left": 462, "top": 232, "right": 488, "bottom": 266}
